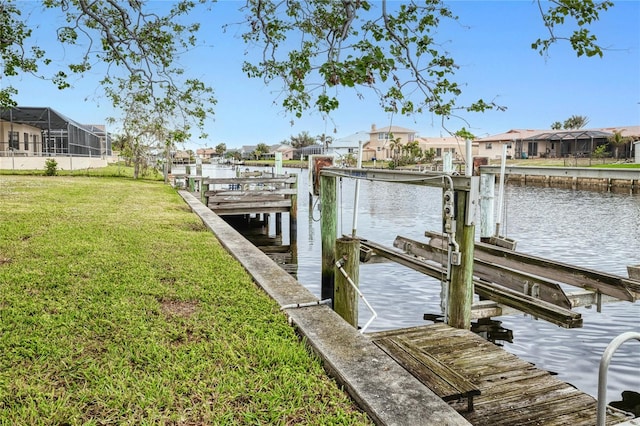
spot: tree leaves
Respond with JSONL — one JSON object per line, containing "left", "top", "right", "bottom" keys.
{"left": 532, "top": 0, "right": 613, "bottom": 58}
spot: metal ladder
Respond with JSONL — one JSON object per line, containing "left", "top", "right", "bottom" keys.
{"left": 597, "top": 331, "right": 640, "bottom": 426}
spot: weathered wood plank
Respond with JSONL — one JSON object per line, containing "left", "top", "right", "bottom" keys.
{"left": 474, "top": 375, "right": 569, "bottom": 405}
{"left": 372, "top": 324, "right": 628, "bottom": 426}
{"left": 209, "top": 200, "right": 291, "bottom": 210}
{"left": 202, "top": 176, "right": 298, "bottom": 185}
{"left": 426, "top": 231, "right": 638, "bottom": 301}
{"left": 474, "top": 280, "right": 583, "bottom": 328}
{"left": 361, "top": 238, "right": 583, "bottom": 327}
{"left": 206, "top": 188, "right": 298, "bottom": 197}
{"left": 374, "top": 338, "right": 462, "bottom": 400}
{"left": 485, "top": 393, "right": 595, "bottom": 426}
{"left": 208, "top": 194, "right": 287, "bottom": 203}
{"left": 374, "top": 336, "right": 480, "bottom": 411}
{"left": 395, "top": 235, "right": 573, "bottom": 309}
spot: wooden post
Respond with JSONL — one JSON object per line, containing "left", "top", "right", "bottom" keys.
{"left": 188, "top": 177, "right": 195, "bottom": 192}
{"left": 320, "top": 173, "right": 337, "bottom": 304}
{"left": 479, "top": 173, "right": 494, "bottom": 243}
{"left": 334, "top": 237, "right": 360, "bottom": 328}
{"left": 289, "top": 174, "right": 298, "bottom": 246}
{"left": 200, "top": 180, "right": 209, "bottom": 206}
{"left": 275, "top": 212, "right": 282, "bottom": 236}
{"left": 447, "top": 189, "right": 475, "bottom": 330}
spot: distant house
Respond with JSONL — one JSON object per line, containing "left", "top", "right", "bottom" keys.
{"left": 327, "top": 131, "right": 367, "bottom": 160}
{"left": 264, "top": 144, "right": 296, "bottom": 160}
{"left": 362, "top": 124, "right": 417, "bottom": 161}
{"left": 475, "top": 129, "right": 543, "bottom": 160}
{"left": 239, "top": 145, "right": 257, "bottom": 159}
{"left": 0, "top": 106, "right": 112, "bottom": 157}
{"left": 295, "top": 144, "right": 324, "bottom": 160}
{"left": 476, "top": 126, "right": 640, "bottom": 159}
{"left": 416, "top": 136, "right": 478, "bottom": 161}
{"left": 173, "top": 150, "right": 192, "bottom": 164}
{"left": 196, "top": 148, "right": 216, "bottom": 159}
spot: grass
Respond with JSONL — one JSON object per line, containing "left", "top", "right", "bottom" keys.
{"left": 0, "top": 176, "right": 372, "bottom": 425}
{"left": 0, "top": 163, "right": 166, "bottom": 180}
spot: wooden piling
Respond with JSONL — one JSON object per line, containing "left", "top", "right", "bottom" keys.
{"left": 320, "top": 173, "right": 337, "bottom": 304}
{"left": 479, "top": 174, "right": 494, "bottom": 242}
{"left": 334, "top": 237, "right": 360, "bottom": 328}
{"left": 447, "top": 189, "right": 475, "bottom": 330}
{"left": 275, "top": 212, "right": 282, "bottom": 236}
{"left": 289, "top": 174, "right": 298, "bottom": 246}
{"left": 200, "top": 181, "right": 209, "bottom": 205}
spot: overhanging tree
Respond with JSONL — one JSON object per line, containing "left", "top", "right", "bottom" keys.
{"left": 2, "top": 0, "right": 613, "bottom": 137}
{"left": 240, "top": 0, "right": 613, "bottom": 129}
{"left": 1, "top": 0, "right": 215, "bottom": 139}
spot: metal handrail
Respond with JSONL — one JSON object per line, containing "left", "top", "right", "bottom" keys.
{"left": 597, "top": 331, "right": 640, "bottom": 426}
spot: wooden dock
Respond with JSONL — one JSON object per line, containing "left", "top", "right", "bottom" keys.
{"left": 368, "top": 323, "right": 631, "bottom": 425}
{"left": 201, "top": 174, "right": 298, "bottom": 216}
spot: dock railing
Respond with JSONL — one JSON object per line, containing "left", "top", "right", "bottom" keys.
{"left": 597, "top": 331, "right": 640, "bottom": 426}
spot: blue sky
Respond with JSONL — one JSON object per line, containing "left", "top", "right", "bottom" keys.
{"left": 7, "top": 1, "right": 640, "bottom": 150}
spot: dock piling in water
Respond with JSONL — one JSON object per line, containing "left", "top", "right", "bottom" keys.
{"left": 334, "top": 238, "right": 360, "bottom": 328}
{"left": 320, "top": 173, "right": 337, "bottom": 305}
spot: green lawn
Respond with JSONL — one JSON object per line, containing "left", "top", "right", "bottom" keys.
{"left": 0, "top": 176, "right": 371, "bottom": 425}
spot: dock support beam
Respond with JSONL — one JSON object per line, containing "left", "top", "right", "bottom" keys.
{"left": 334, "top": 237, "right": 360, "bottom": 328}
{"left": 479, "top": 173, "right": 495, "bottom": 242}
{"left": 290, "top": 175, "right": 298, "bottom": 246}
{"left": 320, "top": 174, "right": 337, "bottom": 305}
{"left": 448, "top": 189, "right": 476, "bottom": 330}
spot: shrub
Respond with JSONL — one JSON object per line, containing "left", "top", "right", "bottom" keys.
{"left": 44, "top": 158, "right": 58, "bottom": 176}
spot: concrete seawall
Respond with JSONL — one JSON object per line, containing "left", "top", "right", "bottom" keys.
{"left": 479, "top": 165, "right": 640, "bottom": 193}
{"left": 178, "top": 190, "right": 470, "bottom": 425}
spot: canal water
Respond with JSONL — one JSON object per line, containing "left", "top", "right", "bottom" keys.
{"left": 179, "top": 164, "right": 639, "bottom": 405}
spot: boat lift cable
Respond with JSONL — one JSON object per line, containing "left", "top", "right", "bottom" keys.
{"left": 335, "top": 256, "right": 377, "bottom": 334}
{"left": 311, "top": 195, "right": 322, "bottom": 222}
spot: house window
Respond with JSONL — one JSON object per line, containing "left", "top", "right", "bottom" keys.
{"left": 377, "top": 147, "right": 381, "bottom": 151}
{"left": 8, "top": 131, "right": 19, "bottom": 150}
{"left": 24, "top": 133, "right": 29, "bottom": 150}
{"left": 486, "top": 143, "right": 492, "bottom": 149}
{"left": 436, "top": 148, "right": 442, "bottom": 156}
{"left": 378, "top": 132, "right": 390, "bottom": 140}
{"left": 408, "top": 134, "right": 415, "bottom": 142}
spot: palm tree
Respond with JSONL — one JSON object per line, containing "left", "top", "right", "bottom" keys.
{"left": 253, "top": 143, "right": 270, "bottom": 160}
{"left": 550, "top": 121, "right": 562, "bottom": 130}
{"left": 607, "top": 130, "right": 629, "bottom": 159}
{"left": 563, "top": 115, "right": 589, "bottom": 129}
{"left": 316, "top": 133, "right": 333, "bottom": 152}
{"left": 215, "top": 143, "right": 226, "bottom": 156}
{"left": 389, "top": 137, "right": 401, "bottom": 162}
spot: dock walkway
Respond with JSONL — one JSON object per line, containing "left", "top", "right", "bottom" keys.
{"left": 369, "top": 323, "right": 631, "bottom": 425}
{"left": 178, "top": 189, "right": 635, "bottom": 426}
